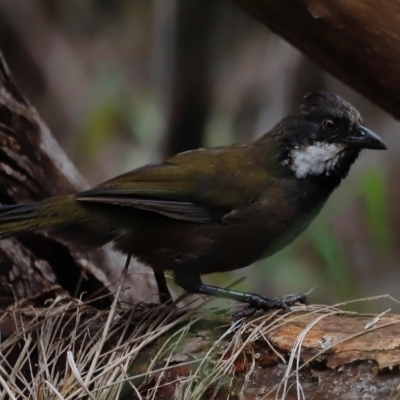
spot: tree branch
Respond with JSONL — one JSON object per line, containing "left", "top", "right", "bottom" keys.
{"left": 234, "top": 0, "right": 400, "bottom": 119}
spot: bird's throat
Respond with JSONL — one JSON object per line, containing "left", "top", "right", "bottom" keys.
{"left": 287, "top": 142, "right": 346, "bottom": 178}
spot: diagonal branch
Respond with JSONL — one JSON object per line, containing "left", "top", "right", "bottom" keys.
{"left": 234, "top": 0, "right": 400, "bottom": 119}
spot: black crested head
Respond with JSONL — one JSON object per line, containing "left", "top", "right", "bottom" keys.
{"left": 300, "top": 91, "right": 363, "bottom": 128}
{"left": 264, "top": 91, "right": 387, "bottom": 180}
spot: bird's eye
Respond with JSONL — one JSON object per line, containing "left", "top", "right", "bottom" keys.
{"left": 323, "top": 119, "right": 338, "bottom": 132}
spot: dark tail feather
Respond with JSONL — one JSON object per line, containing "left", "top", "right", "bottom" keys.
{"left": 0, "top": 196, "right": 79, "bottom": 239}
{"left": 0, "top": 203, "right": 41, "bottom": 218}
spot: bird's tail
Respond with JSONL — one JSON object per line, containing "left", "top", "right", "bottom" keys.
{"left": 0, "top": 195, "right": 85, "bottom": 239}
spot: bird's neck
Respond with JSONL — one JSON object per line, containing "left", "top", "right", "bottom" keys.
{"left": 285, "top": 149, "right": 360, "bottom": 222}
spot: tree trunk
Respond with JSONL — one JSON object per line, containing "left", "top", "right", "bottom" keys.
{"left": 0, "top": 51, "right": 154, "bottom": 306}
{"left": 163, "top": 0, "right": 217, "bottom": 157}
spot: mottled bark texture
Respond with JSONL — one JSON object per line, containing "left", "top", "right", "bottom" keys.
{"left": 0, "top": 51, "right": 154, "bottom": 306}
{"left": 122, "top": 310, "right": 400, "bottom": 398}
{"left": 234, "top": 0, "right": 400, "bottom": 120}
{"left": 3, "top": 304, "right": 400, "bottom": 399}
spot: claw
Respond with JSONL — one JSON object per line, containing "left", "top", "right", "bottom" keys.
{"left": 233, "top": 306, "right": 257, "bottom": 319}
{"left": 300, "top": 295, "right": 309, "bottom": 306}
{"left": 235, "top": 293, "right": 308, "bottom": 318}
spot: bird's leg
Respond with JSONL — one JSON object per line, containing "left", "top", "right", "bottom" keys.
{"left": 174, "top": 270, "right": 307, "bottom": 313}
{"left": 153, "top": 269, "right": 173, "bottom": 304}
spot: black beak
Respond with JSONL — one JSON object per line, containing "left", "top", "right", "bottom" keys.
{"left": 344, "top": 126, "right": 387, "bottom": 150}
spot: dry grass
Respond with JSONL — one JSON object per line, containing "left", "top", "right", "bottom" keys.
{"left": 167, "top": 295, "right": 400, "bottom": 400}
{"left": 1, "top": 291, "right": 399, "bottom": 399}
{"left": 0, "top": 290, "right": 209, "bottom": 399}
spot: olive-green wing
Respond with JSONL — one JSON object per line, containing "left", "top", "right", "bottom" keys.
{"left": 76, "top": 148, "right": 269, "bottom": 223}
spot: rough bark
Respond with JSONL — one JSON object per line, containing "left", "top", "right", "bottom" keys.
{"left": 3, "top": 302, "right": 400, "bottom": 399}
{"left": 234, "top": 0, "right": 400, "bottom": 120}
{"left": 0, "top": 50, "right": 154, "bottom": 306}
{"left": 136, "top": 310, "right": 400, "bottom": 399}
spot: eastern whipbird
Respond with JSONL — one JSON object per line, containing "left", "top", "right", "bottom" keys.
{"left": 0, "top": 91, "right": 387, "bottom": 314}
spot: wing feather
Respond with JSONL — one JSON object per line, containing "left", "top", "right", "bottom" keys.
{"left": 77, "top": 196, "right": 214, "bottom": 223}
{"left": 76, "top": 147, "right": 270, "bottom": 224}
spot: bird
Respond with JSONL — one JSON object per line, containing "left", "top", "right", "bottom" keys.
{"left": 0, "top": 91, "right": 387, "bottom": 313}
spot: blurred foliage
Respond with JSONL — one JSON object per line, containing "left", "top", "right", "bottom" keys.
{"left": 311, "top": 227, "right": 359, "bottom": 302}
{"left": 0, "top": 0, "right": 398, "bottom": 312}
{"left": 78, "top": 96, "right": 124, "bottom": 157}
{"left": 362, "top": 169, "right": 391, "bottom": 260}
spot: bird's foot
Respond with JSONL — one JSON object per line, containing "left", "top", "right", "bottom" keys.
{"left": 234, "top": 293, "right": 308, "bottom": 319}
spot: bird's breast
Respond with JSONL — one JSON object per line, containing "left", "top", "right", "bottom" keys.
{"left": 113, "top": 177, "right": 333, "bottom": 275}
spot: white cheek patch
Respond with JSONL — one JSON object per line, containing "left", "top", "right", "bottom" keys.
{"left": 288, "top": 142, "right": 345, "bottom": 178}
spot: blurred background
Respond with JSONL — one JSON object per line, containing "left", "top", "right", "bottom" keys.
{"left": 0, "top": 0, "right": 399, "bottom": 312}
